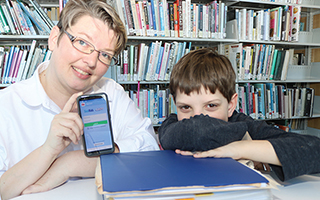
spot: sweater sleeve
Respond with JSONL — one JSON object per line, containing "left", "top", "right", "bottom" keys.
{"left": 158, "top": 114, "right": 248, "bottom": 152}
{"left": 230, "top": 111, "right": 320, "bottom": 181}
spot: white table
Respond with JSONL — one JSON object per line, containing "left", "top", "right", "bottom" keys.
{"left": 11, "top": 174, "right": 320, "bottom": 200}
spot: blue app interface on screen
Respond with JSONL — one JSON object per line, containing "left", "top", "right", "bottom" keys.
{"left": 79, "top": 97, "right": 113, "bottom": 152}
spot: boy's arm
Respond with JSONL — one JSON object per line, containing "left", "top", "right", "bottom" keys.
{"left": 223, "top": 111, "right": 320, "bottom": 181}
{"left": 159, "top": 114, "right": 248, "bottom": 152}
{"left": 181, "top": 140, "right": 281, "bottom": 166}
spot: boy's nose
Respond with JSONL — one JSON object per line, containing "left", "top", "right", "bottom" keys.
{"left": 193, "top": 110, "right": 203, "bottom": 116}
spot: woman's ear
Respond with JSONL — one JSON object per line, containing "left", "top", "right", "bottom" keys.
{"left": 227, "top": 93, "right": 238, "bottom": 117}
{"left": 48, "top": 26, "right": 60, "bottom": 51}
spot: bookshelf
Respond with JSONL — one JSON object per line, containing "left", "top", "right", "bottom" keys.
{"left": 223, "top": 0, "right": 320, "bottom": 137}
{"left": 1, "top": 0, "right": 320, "bottom": 136}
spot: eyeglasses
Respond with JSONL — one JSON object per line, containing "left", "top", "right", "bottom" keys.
{"left": 64, "top": 30, "right": 118, "bottom": 66}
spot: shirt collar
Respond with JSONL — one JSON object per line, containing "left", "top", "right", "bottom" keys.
{"left": 15, "top": 61, "right": 61, "bottom": 113}
{"left": 16, "top": 61, "right": 49, "bottom": 107}
{"left": 16, "top": 61, "right": 112, "bottom": 111}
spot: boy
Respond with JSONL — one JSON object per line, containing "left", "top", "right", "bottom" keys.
{"left": 158, "top": 48, "right": 320, "bottom": 181}
{"left": 0, "top": 1, "right": 158, "bottom": 199}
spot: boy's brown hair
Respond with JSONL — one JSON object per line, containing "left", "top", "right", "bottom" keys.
{"left": 169, "top": 47, "right": 236, "bottom": 102}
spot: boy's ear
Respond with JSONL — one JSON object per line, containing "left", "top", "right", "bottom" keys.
{"left": 48, "top": 26, "right": 60, "bottom": 51}
{"left": 227, "top": 93, "right": 238, "bottom": 117}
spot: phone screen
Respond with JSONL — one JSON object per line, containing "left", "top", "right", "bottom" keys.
{"left": 77, "top": 93, "right": 114, "bottom": 156}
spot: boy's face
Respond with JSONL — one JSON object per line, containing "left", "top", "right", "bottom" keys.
{"left": 175, "top": 86, "right": 237, "bottom": 122}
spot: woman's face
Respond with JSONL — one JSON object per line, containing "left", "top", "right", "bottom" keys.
{"left": 48, "top": 15, "right": 117, "bottom": 94}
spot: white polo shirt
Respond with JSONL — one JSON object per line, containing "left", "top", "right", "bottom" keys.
{"left": 0, "top": 61, "right": 159, "bottom": 178}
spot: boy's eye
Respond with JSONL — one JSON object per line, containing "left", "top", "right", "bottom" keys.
{"left": 206, "top": 104, "right": 218, "bottom": 111}
{"left": 207, "top": 104, "right": 217, "bottom": 108}
{"left": 179, "top": 105, "right": 191, "bottom": 110}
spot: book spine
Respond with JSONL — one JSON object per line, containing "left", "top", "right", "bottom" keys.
{"left": 123, "top": 48, "right": 128, "bottom": 81}
{"left": 135, "top": 2, "right": 144, "bottom": 36}
{"left": 147, "top": 2, "right": 154, "bottom": 36}
{"left": 143, "top": 1, "right": 149, "bottom": 35}
{"left": 178, "top": 0, "right": 183, "bottom": 37}
{"left": 291, "top": 5, "right": 300, "bottom": 41}
{"left": 6, "top": 0, "right": 22, "bottom": 34}
{"left": 159, "top": 2, "right": 165, "bottom": 36}
{"left": 173, "top": 2, "right": 179, "bottom": 37}
{"left": 168, "top": 3, "right": 174, "bottom": 37}
{"left": 153, "top": 0, "right": 160, "bottom": 36}
{"left": 155, "top": 46, "right": 164, "bottom": 80}
{"left": 1, "top": 3, "right": 16, "bottom": 34}
{"left": 0, "top": 6, "right": 10, "bottom": 33}
{"left": 28, "top": 0, "right": 54, "bottom": 28}
{"left": 198, "top": 4, "right": 203, "bottom": 38}
{"left": 12, "top": 49, "right": 24, "bottom": 83}
{"left": 124, "top": 0, "right": 135, "bottom": 36}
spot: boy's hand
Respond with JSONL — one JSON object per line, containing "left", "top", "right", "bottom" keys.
{"left": 43, "top": 92, "right": 84, "bottom": 156}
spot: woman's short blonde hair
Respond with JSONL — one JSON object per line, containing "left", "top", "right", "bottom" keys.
{"left": 56, "top": 0, "right": 127, "bottom": 56}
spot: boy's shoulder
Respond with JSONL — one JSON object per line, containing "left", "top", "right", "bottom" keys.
{"left": 229, "top": 111, "right": 255, "bottom": 122}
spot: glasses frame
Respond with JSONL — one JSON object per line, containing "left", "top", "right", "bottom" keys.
{"left": 64, "top": 30, "right": 118, "bottom": 66}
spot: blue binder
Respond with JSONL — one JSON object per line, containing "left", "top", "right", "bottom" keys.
{"left": 100, "top": 150, "right": 268, "bottom": 193}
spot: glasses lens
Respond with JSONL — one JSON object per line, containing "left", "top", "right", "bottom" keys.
{"left": 99, "top": 52, "right": 118, "bottom": 66}
{"left": 73, "top": 38, "right": 94, "bottom": 54}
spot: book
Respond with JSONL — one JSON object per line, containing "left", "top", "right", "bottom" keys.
{"left": 225, "top": 43, "right": 243, "bottom": 80}
{"left": 0, "top": 5, "right": 10, "bottom": 33}
{"left": 98, "top": 150, "right": 270, "bottom": 198}
{"left": 254, "top": 83, "right": 266, "bottom": 120}
{"left": 304, "top": 88, "right": 314, "bottom": 117}
{"left": 26, "top": 47, "right": 42, "bottom": 79}
{"left": 280, "top": 48, "right": 294, "bottom": 80}
{"left": 11, "top": 0, "right": 31, "bottom": 35}
{"left": 158, "top": 42, "right": 171, "bottom": 80}
{"left": 6, "top": 0, "right": 22, "bottom": 34}
{"left": 274, "top": 49, "right": 285, "bottom": 80}
{"left": 291, "top": 6, "right": 300, "bottom": 42}
{"left": 0, "top": 3, "right": 16, "bottom": 34}
{"left": 2, "top": 46, "right": 15, "bottom": 84}
{"left": 0, "top": 47, "right": 5, "bottom": 82}
{"left": 168, "top": 2, "right": 174, "bottom": 37}
{"left": 114, "top": 0, "right": 127, "bottom": 35}
{"left": 28, "top": 0, "right": 54, "bottom": 29}
{"left": 269, "top": 48, "right": 279, "bottom": 80}
{"left": 20, "top": 40, "right": 37, "bottom": 80}
{"left": 122, "top": 0, "right": 134, "bottom": 36}
{"left": 15, "top": 49, "right": 28, "bottom": 82}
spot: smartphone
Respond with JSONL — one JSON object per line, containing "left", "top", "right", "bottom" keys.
{"left": 77, "top": 93, "right": 115, "bottom": 157}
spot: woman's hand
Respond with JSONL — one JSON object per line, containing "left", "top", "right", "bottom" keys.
{"left": 43, "top": 92, "right": 84, "bottom": 156}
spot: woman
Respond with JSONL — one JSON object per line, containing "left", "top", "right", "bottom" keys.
{"left": 0, "top": 1, "right": 159, "bottom": 199}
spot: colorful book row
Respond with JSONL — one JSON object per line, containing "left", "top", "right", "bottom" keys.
{"left": 0, "top": 40, "right": 52, "bottom": 84}
{"left": 116, "top": 41, "right": 193, "bottom": 82}
{"left": 124, "top": 85, "right": 176, "bottom": 125}
{"left": 237, "top": 83, "right": 314, "bottom": 120}
{"left": 0, "top": 0, "right": 54, "bottom": 35}
{"left": 258, "top": 0, "right": 302, "bottom": 3}
{"left": 225, "top": 43, "right": 294, "bottom": 81}
{"left": 113, "top": 0, "right": 227, "bottom": 39}
{"left": 228, "top": 5, "right": 301, "bottom": 42}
